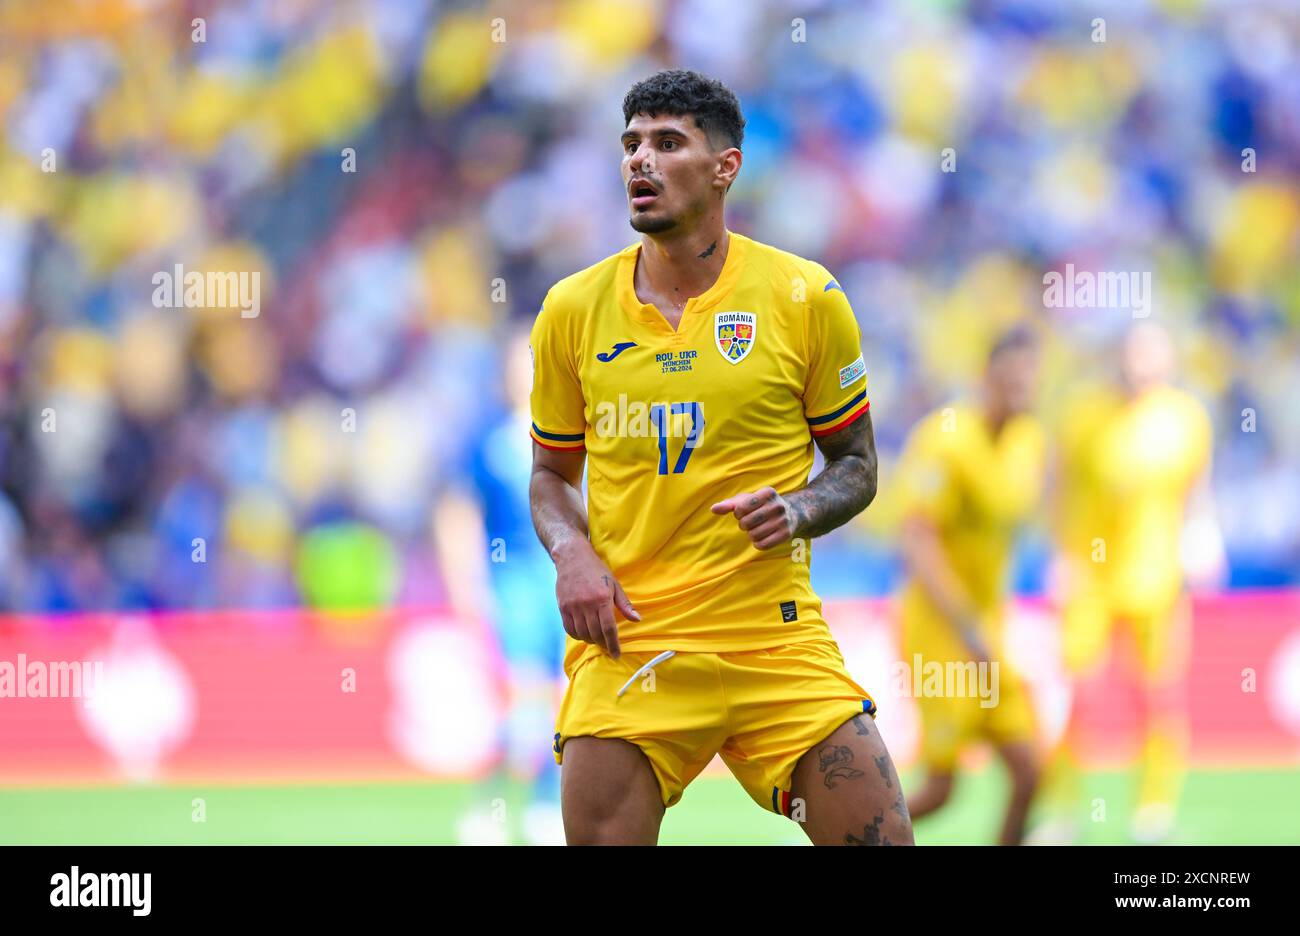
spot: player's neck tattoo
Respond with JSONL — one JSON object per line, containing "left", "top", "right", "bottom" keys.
{"left": 698, "top": 240, "right": 717, "bottom": 260}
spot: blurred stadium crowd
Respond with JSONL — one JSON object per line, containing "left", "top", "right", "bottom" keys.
{"left": 0, "top": 0, "right": 1296, "bottom": 614}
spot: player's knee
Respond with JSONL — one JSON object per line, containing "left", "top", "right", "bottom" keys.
{"left": 563, "top": 813, "right": 643, "bottom": 845}
{"left": 562, "top": 788, "right": 659, "bottom": 844}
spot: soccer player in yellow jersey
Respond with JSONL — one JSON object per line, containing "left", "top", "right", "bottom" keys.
{"left": 1046, "top": 322, "right": 1215, "bottom": 843}
{"left": 894, "top": 329, "right": 1046, "bottom": 845}
{"left": 527, "top": 70, "right": 912, "bottom": 846}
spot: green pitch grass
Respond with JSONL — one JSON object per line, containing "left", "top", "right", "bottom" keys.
{"left": 2, "top": 766, "right": 1297, "bottom": 844}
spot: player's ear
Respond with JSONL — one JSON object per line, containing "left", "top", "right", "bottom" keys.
{"left": 714, "top": 147, "right": 742, "bottom": 193}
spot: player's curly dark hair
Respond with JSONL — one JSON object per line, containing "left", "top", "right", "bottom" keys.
{"left": 988, "top": 323, "right": 1039, "bottom": 362}
{"left": 622, "top": 69, "right": 745, "bottom": 151}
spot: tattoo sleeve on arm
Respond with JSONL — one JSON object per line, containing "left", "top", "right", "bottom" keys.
{"left": 786, "top": 409, "right": 878, "bottom": 540}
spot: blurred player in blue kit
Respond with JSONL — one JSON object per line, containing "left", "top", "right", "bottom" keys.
{"left": 440, "top": 330, "right": 567, "bottom": 845}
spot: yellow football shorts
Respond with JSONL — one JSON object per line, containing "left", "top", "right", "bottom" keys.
{"left": 903, "top": 618, "right": 1037, "bottom": 773}
{"left": 552, "top": 637, "right": 877, "bottom": 816}
{"left": 910, "top": 662, "right": 1037, "bottom": 772}
{"left": 1062, "top": 588, "right": 1191, "bottom": 684}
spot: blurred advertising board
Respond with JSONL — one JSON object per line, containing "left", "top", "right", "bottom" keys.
{"left": 1, "top": 591, "right": 1297, "bottom": 785}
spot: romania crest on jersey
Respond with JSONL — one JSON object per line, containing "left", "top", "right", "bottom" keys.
{"left": 715, "top": 311, "right": 756, "bottom": 364}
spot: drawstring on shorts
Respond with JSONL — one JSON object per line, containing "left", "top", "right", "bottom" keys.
{"left": 615, "top": 650, "right": 677, "bottom": 697}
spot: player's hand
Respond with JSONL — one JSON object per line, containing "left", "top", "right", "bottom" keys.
{"left": 711, "top": 486, "right": 798, "bottom": 550}
{"left": 552, "top": 540, "right": 640, "bottom": 659}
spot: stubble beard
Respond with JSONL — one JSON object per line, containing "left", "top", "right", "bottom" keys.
{"left": 629, "top": 210, "right": 678, "bottom": 234}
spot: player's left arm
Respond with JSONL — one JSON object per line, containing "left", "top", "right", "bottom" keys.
{"left": 790, "top": 408, "right": 878, "bottom": 538}
{"left": 711, "top": 411, "right": 877, "bottom": 549}
{"left": 712, "top": 269, "right": 876, "bottom": 549}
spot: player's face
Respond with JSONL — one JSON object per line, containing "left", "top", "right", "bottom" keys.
{"left": 1121, "top": 322, "right": 1175, "bottom": 392}
{"left": 621, "top": 113, "right": 726, "bottom": 235}
{"left": 989, "top": 345, "right": 1039, "bottom": 415}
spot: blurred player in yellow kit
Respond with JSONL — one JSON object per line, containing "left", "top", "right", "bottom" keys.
{"left": 896, "top": 327, "right": 1046, "bottom": 845}
{"left": 1044, "top": 322, "right": 1217, "bottom": 843}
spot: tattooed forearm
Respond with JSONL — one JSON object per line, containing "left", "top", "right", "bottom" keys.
{"left": 787, "top": 409, "right": 878, "bottom": 540}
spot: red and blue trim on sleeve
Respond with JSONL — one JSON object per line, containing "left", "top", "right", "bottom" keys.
{"left": 772, "top": 787, "right": 793, "bottom": 817}
{"left": 530, "top": 422, "right": 585, "bottom": 452}
{"left": 807, "top": 390, "right": 870, "bottom": 438}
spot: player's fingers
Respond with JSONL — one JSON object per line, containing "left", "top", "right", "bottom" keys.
{"left": 710, "top": 496, "right": 740, "bottom": 515}
{"left": 598, "top": 601, "right": 621, "bottom": 660}
{"left": 577, "top": 605, "right": 607, "bottom": 653}
{"left": 748, "top": 512, "right": 787, "bottom": 537}
{"left": 557, "top": 588, "right": 581, "bottom": 639}
{"left": 732, "top": 488, "right": 772, "bottom": 519}
{"left": 612, "top": 581, "right": 642, "bottom": 622}
{"left": 732, "top": 494, "right": 759, "bottom": 517}
{"left": 737, "top": 500, "right": 785, "bottom": 531}
{"left": 559, "top": 607, "right": 580, "bottom": 640}
{"left": 751, "top": 518, "right": 793, "bottom": 549}
{"left": 562, "top": 598, "right": 590, "bottom": 642}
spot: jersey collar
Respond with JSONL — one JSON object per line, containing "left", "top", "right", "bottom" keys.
{"left": 617, "top": 231, "right": 749, "bottom": 334}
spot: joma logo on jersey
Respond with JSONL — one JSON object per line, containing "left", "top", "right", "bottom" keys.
{"left": 596, "top": 341, "right": 637, "bottom": 362}
{"left": 715, "top": 311, "right": 756, "bottom": 364}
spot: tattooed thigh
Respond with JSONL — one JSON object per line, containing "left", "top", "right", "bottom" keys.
{"left": 789, "top": 714, "right": 915, "bottom": 846}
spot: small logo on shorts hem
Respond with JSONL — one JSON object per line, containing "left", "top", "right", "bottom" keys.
{"left": 780, "top": 600, "right": 797, "bottom": 623}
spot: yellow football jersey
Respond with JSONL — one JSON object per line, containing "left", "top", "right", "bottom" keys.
{"left": 895, "top": 403, "right": 1046, "bottom": 635}
{"left": 1056, "top": 384, "right": 1122, "bottom": 564}
{"left": 1059, "top": 384, "right": 1212, "bottom": 615}
{"left": 529, "top": 232, "right": 869, "bottom": 673}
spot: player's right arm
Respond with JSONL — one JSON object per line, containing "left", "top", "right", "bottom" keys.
{"left": 898, "top": 515, "right": 990, "bottom": 663}
{"left": 529, "top": 445, "right": 639, "bottom": 660}
{"left": 527, "top": 297, "right": 639, "bottom": 659}
{"left": 895, "top": 420, "right": 990, "bottom": 662}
